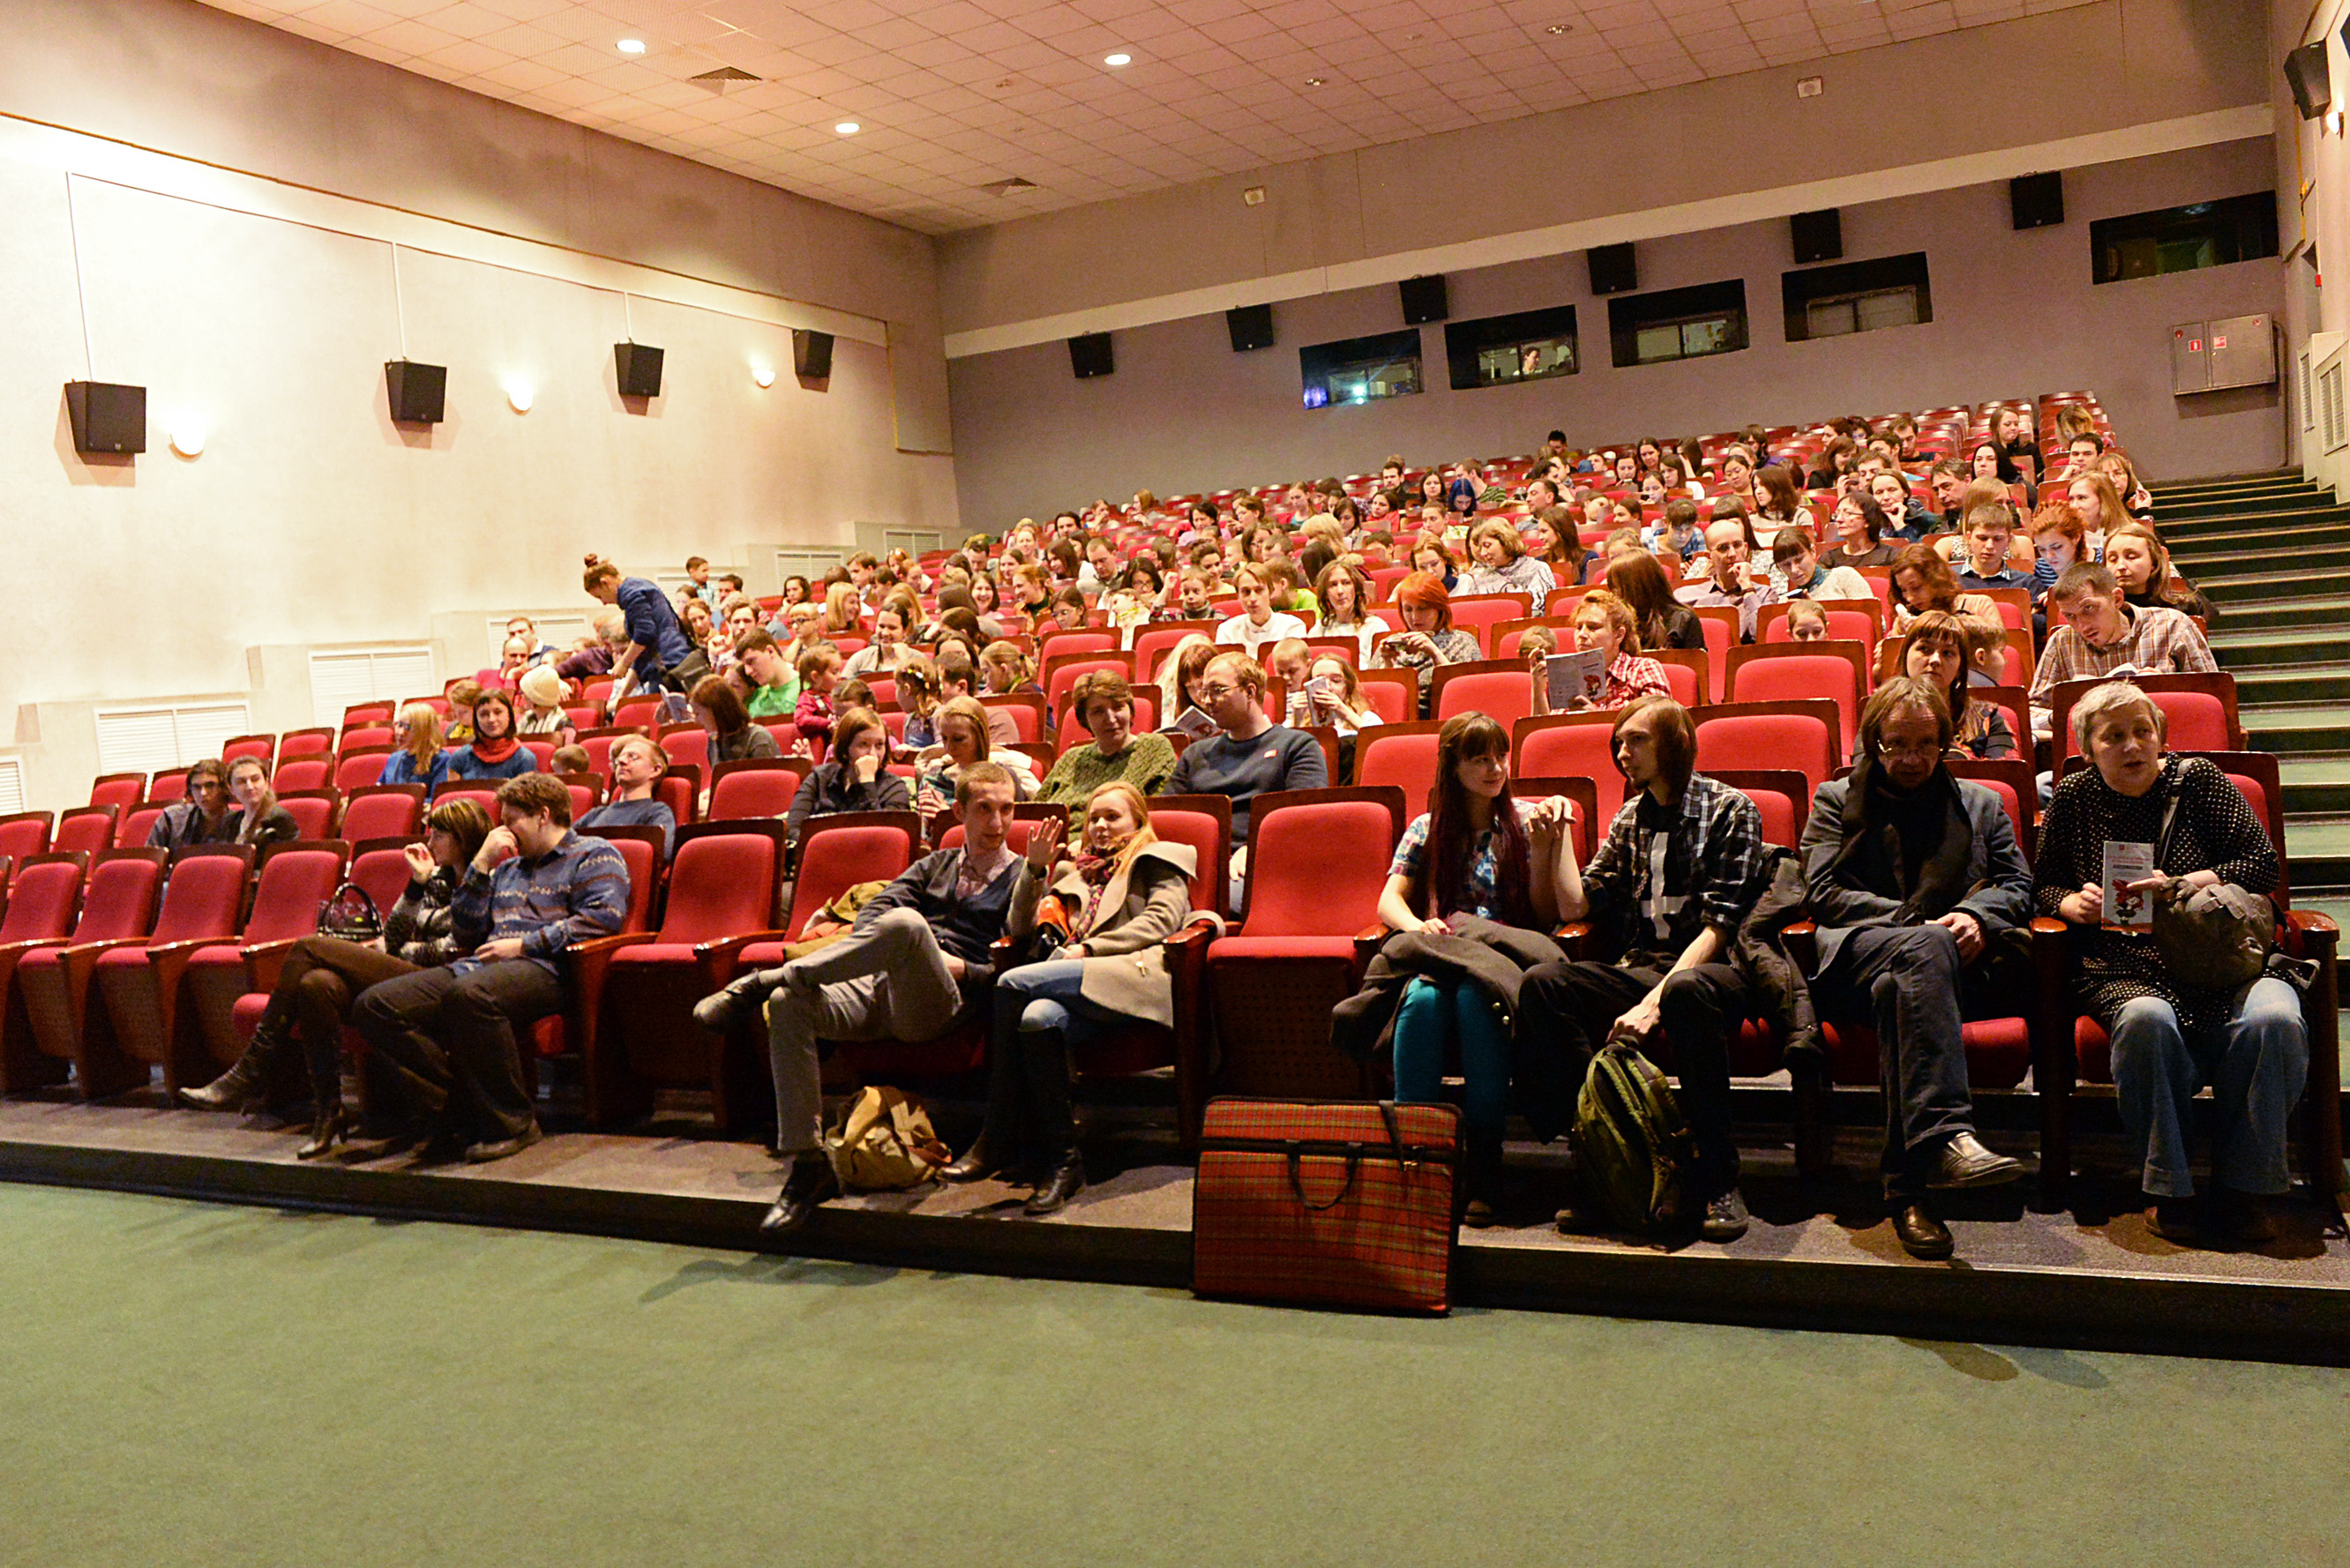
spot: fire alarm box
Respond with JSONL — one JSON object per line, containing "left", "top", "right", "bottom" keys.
{"left": 2172, "top": 315, "right": 2276, "bottom": 394}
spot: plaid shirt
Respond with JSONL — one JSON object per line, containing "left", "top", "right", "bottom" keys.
{"left": 1675, "top": 577, "right": 1778, "bottom": 641}
{"left": 1583, "top": 773, "right": 1767, "bottom": 961}
{"left": 452, "top": 830, "right": 630, "bottom": 978}
{"left": 2027, "top": 603, "right": 2215, "bottom": 735}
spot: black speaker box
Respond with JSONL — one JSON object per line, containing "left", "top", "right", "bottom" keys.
{"left": 1588, "top": 243, "right": 1637, "bottom": 295}
{"left": 2287, "top": 40, "right": 2331, "bottom": 120}
{"left": 793, "top": 328, "right": 834, "bottom": 380}
{"left": 1226, "top": 303, "right": 1275, "bottom": 352}
{"left": 1791, "top": 208, "right": 1843, "bottom": 264}
{"left": 1399, "top": 274, "right": 1448, "bottom": 325}
{"left": 1069, "top": 332, "right": 1114, "bottom": 379}
{"left": 614, "top": 341, "right": 664, "bottom": 397}
{"left": 2010, "top": 171, "right": 2065, "bottom": 230}
{"left": 64, "top": 381, "right": 146, "bottom": 454}
{"left": 384, "top": 360, "right": 446, "bottom": 425}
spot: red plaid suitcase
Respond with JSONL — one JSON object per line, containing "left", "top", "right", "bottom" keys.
{"left": 1191, "top": 1098, "right": 1461, "bottom": 1315}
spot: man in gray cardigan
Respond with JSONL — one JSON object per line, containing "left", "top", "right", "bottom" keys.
{"left": 694, "top": 763, "right": 1025, "bottom": 1233}
{"left": 1799, "top": 677, "right": 2028, "bottom": 1260}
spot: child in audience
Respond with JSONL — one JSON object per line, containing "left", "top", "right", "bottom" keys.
{"left": 513, "top": 667, "right": 573, "bottom": 746}
{"left": 794, "top": 644, "right": 843, "bottom": 747}
{"left": 1783, "top": 599, "right": 1832, "bottom": 641}
{"left": 549, "top": 744, "right": 591, "bottom": 775}
{"left": 444, "top": 678, "right": 483, "bottom": 745}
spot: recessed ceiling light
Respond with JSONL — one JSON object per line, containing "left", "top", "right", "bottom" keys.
{"left": 1104, "top": 51, "right": 1131, "bottom": 66}
{"left": 1547, "top": 23, "right": 1572, "bottom": 34}
{"left": 616, "top": 37, "right": 646, "bottom": 54}
{"left": 834, "top": 120, "right": 861, "bottom": 135}
{"left": 1304, "top": 76, "right": 1325, "bottom": 86}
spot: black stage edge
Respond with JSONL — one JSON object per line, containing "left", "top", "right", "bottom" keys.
{"left": 6, "top": 1136, "right": 2347, "bottom": 1365}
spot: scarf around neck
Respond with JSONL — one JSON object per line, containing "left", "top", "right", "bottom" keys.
{"left": 1833, "top": 756, "right": 1975, "bottom": 921}
{"left": 470, "top": 735, "right": 521, "bottom": 766}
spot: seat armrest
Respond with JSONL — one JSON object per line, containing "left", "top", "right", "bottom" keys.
{"left": 1552, "top": 921, "right": 1591, "bottom": 961}
{"left": 1354, "top": 922, "right": 1394, "bottom": 967}
{"left": 692, "top": 932, "right": 783, "bottom": 963}
{"left": 236, "top": 936, "right": 309, "bottom": 995}
{"left": 1782, "top": 919, "right": 1818, "bottom": 971}
{"left": 144, "top": 937, "right": 229, "bottom": 965}
{"left": 2286, "top": 908, "right": 2340, "bottom": 961}
{"left": 569, "top": 932, "right": 657, "bottom": 959}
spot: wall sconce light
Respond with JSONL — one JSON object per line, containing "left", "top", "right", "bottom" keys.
{"left": 752, "top": 364, "right": 775, "bottom": 388}
{"left": 168, "top": 423, "right": 206, "bottom": 458}
{"left": 506, "top": 383, "right": 535, "bottom": 413}
{"left": 2331, "top": 108, "right": 2345, "bottom": 136}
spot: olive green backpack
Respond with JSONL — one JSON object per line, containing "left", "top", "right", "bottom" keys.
{"left": 1574, "top": 1041, "right": 1696, "bottom": 1233}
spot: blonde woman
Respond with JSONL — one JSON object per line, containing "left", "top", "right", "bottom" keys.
{"left": 1153, "top": 633, "right": 1218, "bottom": 725}
{"left": 915, "top": 695, "right": 1038, "bottom": 813}
{"left": 378, "top": 701, "right": 451, "bottom": 795}
{"left": 944, "top": 780, "right": 1201, "bottom": 1213}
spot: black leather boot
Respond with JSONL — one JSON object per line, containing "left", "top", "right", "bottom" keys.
{"left": 948, "top": 995, "right": 1033, "bottom": 1183}
{"left": 179, "top": 1010, "right": 294, "bottom": 1111}
{"left": 1021, "top": 1029, "right": 1084, "bottom": 1216}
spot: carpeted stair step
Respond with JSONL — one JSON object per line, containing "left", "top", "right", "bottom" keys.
{"left": 2209, "top": 626, "right": 2350, "bottom": 669}
{"left": 2195, "top": 591, "right": 2350, "bottom": 631}
{"left": 2154, "top": 493, "right": 2346, "bottom": 523}
{"left": 2151, "top": 468, "right": 2312, "bottom": 497}
{"left": 2227, "top": 661, "right": 2350, "bottom": 705}
{"left": 2279, "top": 757, "right": 2350, "bottom": 818}
{"left": 2169, "top": 529, "right": 2350, "bottom": 570}
{"left": 2197, "top": 567, "right": 2350, "bottom": 605}
{"left": 2286, "top": 817, "right": 2350, "bottom": 894}
{"left": 2243, "top": 707, "right": 2350, "bottom": 756}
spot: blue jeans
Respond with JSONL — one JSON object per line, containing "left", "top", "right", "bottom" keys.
{"left": 1390, "top": 977, "right": 1510, "bottom": 1150}
{"left": 994, "top": 959, "right": 1118, "bottom": 1047}
{"left": 2108, "top": 977, "right": 2306, "bottom": 1198}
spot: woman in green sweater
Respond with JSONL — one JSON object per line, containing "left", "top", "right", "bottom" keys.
{"left": 1036, "top": 669, "right": 1177, "bottom": 807}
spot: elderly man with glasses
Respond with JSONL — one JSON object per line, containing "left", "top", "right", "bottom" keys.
{"left": 1797, "top": 676, "right": 2029, "bottom": 1259}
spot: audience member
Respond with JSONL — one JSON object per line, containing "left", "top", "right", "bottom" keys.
{"left": 1165, "top": 650, "right": 1329, "bottom": 907}
{"left": 1676, "top": 516, "right": 1777, "bottom": 641}
{"left": 583, "top": 554, "right": 704, "bottom": 703}
{"left": 786, "top": 707, "right": 911, "bottom": 840}
{"left": 146, "top": 759, "right": 236, "bottom": 848}
{"left": 445, "top": 691, "right": 537, "bottom": 783}
{"left": 577, "top": 734, "right": 677, "bottom": 855}
{"left": 1374, "top": 572, "right": 1481, "bottom": 716}
{"left": 1901, "top": 613, "right": 2016, "bottom": 761}
{"left": 378, "top": 704, "right": 451, "bottom": 795}
{"left": 225, "top": 756, "right": 299, "bottom": 847}
{"left": 2028, "top": 562, "right": 2217, "bottom": 739}
{"left": 1035, "top": 671, "right": 1177, "bottom": 807}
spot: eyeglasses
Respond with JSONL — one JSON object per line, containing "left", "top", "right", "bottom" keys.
{"left": 1198, "top": 683, "right": 1241, "bottom": 702}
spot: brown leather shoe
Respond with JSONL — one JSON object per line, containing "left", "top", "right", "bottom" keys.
{"left": 1892, "top": 1202, "right": 1953, "bottom": 1260}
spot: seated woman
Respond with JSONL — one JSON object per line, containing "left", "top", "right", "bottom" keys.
{"left": 1313, "top": 559, "right": 1390, "bottom": 664}
{"left": 226, "top": 756, "right": 300, "bottom": 847}
{"left": 578, "top": 734, "right": 677, "bottom": 855}
{"left": 945, "top": 782, "right": 1201, "bottom": 1213}
{"left": 1455, "top": 519, "right": 1555, "bottom": 600}
{"left": 1820, "top": 493, "right": 1900, "bottom": 571}
{"left": 378, "top": 702, "right": 451, "bottom": 795}
{"left": 916, "top": 695, "right": 1037, "bottom": 814}
{"left": 180, "top": 798, "right": 493, "bottom": 1157}
{"left": 1530, "top": 589, "right": 1671, "bottom": 714}
{"left": 444, "top": 691, "right": 536, "bottom": 783}
{"left": 1604, "top": 551, "right": 1705, "bottom": 652}
{"left": 691, "top": 675, "right": 782, "bottom": 764}
{"left": 1899, "top": 611, "right": 2015, "bottom": 761}
{"left": 1037, "top": 670, "right": 1178, "bottom": 807}
{"left": 1369, "top": 713, "right": 1575, "bottom": 1223}
{"left": 1410, "top": 535, "right": 1459, "bottom": 594}
{"left": 2105, "top": 521, "right": 2213, "bottom": 623}
{"left": 1890, "top": 542, "right": 2000, "bottom": 638}
{"left": 785, "top": 707, "right": 910, "bottom": 842}
{"left": 2035, "top": 681, "right": 2302, "bottom": 1245}
{"left": 1152, "top": 634, "right": 1219, "bottom": 727}
{"left": 1373, "top": 571, "right": 1481, "bottom": 718}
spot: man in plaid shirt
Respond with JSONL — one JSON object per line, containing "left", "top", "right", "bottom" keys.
{"left": 2027, "top": 560, "right": 2214, "bottom": 739}
{"left": 356, "top": 773, "right": 628, "bottom": 1163}
{"left": 1516, "top": 696, "right": 1770, "bottom": 1241}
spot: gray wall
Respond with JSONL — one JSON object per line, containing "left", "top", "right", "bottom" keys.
{"left": 946, "top": 137, "right": 2285, "bottom": 527}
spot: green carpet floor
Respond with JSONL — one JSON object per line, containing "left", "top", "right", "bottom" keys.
{"left": 3, "top": 1185, "right": 2346, "bottom": 1568}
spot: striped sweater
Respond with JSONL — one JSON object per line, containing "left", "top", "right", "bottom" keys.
{"left": 451, "top": 831, "right": 629, "bottom": 977}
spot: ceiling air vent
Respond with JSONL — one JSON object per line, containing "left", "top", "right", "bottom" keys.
{"left": 982, "top": 177, "right": 1038, "bottom": 196}
{"left": 690, "top": 65, "right": 761, "bottom": 82}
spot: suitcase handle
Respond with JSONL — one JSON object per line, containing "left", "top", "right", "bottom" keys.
{"left": 1287, "top": 1148, "right": 1360, "bottom": 1211}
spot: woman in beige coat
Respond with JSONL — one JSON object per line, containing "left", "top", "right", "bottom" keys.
{"left": 943, "top": 780, "right": 1199, "bottom": 1214}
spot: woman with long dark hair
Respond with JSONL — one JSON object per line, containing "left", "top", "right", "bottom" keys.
{"left": 1899, "top": 611, "right": 2015, "bottom": 761}
{"left": 1371, "top": 713, "right": 1575, "bottom": 1221}
{"left": 1604, "top": 551, "right": 1705, "bottom": 651}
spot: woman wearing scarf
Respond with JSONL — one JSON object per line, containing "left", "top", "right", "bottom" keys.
{"left": 442, "top": 690, "right": 535, "bottom": 782}
{"left": 1796, "top": 676, "right": 2028, "bottom": 1260}
{"left": 942, "top": 781, "right": 1200, "bottom": 1215}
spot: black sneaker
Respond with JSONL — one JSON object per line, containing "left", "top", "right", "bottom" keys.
{"left": 1700, "top": 1187, "right": 1750, "bottom": 1243}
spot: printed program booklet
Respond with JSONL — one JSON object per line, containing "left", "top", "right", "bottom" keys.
{"left": 1544, "top": 647, "right": 1608, "bottom": 708}
{"left": 2101, "top": 840, "right": 2157, "bottom": 931}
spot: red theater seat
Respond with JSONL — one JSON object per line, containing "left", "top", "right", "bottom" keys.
{"left": 184, "top": 842, "right": 351, "bottom": 1075}
{"left": 3, "top": 850, "right": 164, "bottom": 1098}
{"left": 83, "top": 847, "right": 254, "bottom": 1097}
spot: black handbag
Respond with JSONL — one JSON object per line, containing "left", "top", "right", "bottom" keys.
{"left": 316, "top": 883, "right": 384, "bottom": 945}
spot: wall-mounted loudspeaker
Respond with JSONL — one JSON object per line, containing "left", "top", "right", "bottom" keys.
{"left": 1587, "top": 243, "right": 1637, "bottom": 295}
{"left": 1226, "top": 303, "right": 1275, "bottom": 352}
{"left": 2286, "top": 40, "right": 2331, "bottom": 120}
{"left": 2010, "top": 172, "right": 2065, "bottom": 230}
{"left": 793, "top": 329, "right": 834, "bottom": 380}
{"left": 1069, "top": 332, "right": 1114, "bottom": 378}
{"left": 384, "top": 360, "right": 446, "bottom": 425}
{"left": 1399, "top": 274, "right": 1448, "bottom": 325}
{"left": 614, "top": 342, "right": 664, "bottom": 397}
{"left": 1790, "top": 208, "right": 1843, "bottom": 265}
{"left": 64, "top": 381, "right": 146, "bottom": 454}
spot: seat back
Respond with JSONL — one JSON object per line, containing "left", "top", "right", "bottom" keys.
{"left": 277, "top": 728, "right": 335, "bottom": 761}
{"left": 1758, "top": 599, "right": 1883, "bottom": 646}
{"left": 1355, "top": 669, "right": 1420, "bottom": 726}
{"left": 594, "top": 830, "right": 663, "bottom": 933}
{"left": 116, "top": 804, "right": 168, "bottom": 850}
{"left": 340, "top": 787, "right": 425, "bottom": 841}
{"left": 0, "top": 813, "right": 52, "bottom": 865}
{"left": 87, "top": 773, "right": 146, "bottom": 813}
{"left": 657, "top": 827, "right": 783, "bottom": 944}
{"left": 335, "top": 750, "right": 395, "bottom": 791}
{"left": 1132, "top": 623, "right": 1218, "bottom": 685}
{"left": 1445, "top": 594, "right": 1530, "bottom": 653}
{"left": 221, "top": 734, "right": 276, "bottom": 766}
{"left": 276, "top": 791, "right": 340, "bottom": 840}
{"left": 1946, "top": 760, "right": 2035, "bottom": 862}
{"left": 0, "top": 856, "right": 84, "bottom": 943}
{"left": 73, "top": 852, "right": 166, "bottom": 942}
{"left": 708, "top": 759, "right": 809, "bottom": 821}
{"left": 274, "top": 758, "right": 333, "bottom": 793}
{"left": 347, "top": 843, "right": 419, "bottom": 917}
{"left": 1431, "top": 661, "right": 1537, "bottom": 729}
{"left": 2049, "top": 673, "right": 2241, "bottom": 769}
{"left": 243, "top": 844, "right": 352, "bottom": 944}
{"left": 1043, "top": 655, "right": 1132, "bottom": 722}
{"left": 435, "top": 787, "right": 501, "bottom": 820}
{"left": 980, "top": 695, "right": 1045, "bottom": 743}
{"left": 340, "top": 725, "right": 395, "bottom": 753}
{"left": 1649, "top": 648, "right": 1706, "bottom": 709}
{"left": 149, "top": 770, "right": 190, "bottom": 803}
{"left": 1694, "top": 701, "right": 1841, "bottom": 795}
{"left": 55, "top": 808, "right": 117, "bottom": 860}
{"left": 656, "top": 768, "right": 699, "bottom": 827}
{"left": 1238, "top": 788, "right": 1405, "bottom": 938}
{"left": 1350, "top": 721, "right": 1447, "bottom": 811}
{"left": 561, "top": 776, "right": 603, "bottom": 823}
{"left": 1513, "top": 713, "right": 1628, "bottom": 823}
{"left": 1689, "top": 608, "right": 1738, "bottom": 701}
{"left": 1704, "top": 770, "right": 1811, "bottom": 850}
{"left": 1142, "top": 796, "right": 1233, "bottom": 920}
{"left": 147, "top": 849, "right": 252, "bottom": 944}
{"left": 1037, "top": 629, "right": 1120, "bottom": 661}
{"left": 1725, "top": 643, "right": 1867, "bottom": 754}
{"left": 659, "top": 724, "right": 712, "bottom": 776}
{"left": 783, "top": 813, "right": 923, "bottom": 938}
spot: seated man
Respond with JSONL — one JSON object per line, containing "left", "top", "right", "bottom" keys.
{"left": 1952, "top": 504, "right": 2040, "bottom": 601}
{"left": 1798, "top": 678, "right": 2027, "bottom": 1260}
{"left": 2027, "top": 561, "right": 2216, "bottom": 740}
{"left": 147, "top": 759, "right": 236, "bottom": 849}
{"left": 576, "top": 734, "right": 676, "bottom": 855}
{"left": 696, "top": 765, "right": 1028, "bottom": 1233}
{"left": 1674, "top": 515, "right": 1777, "bottom": 642}
{"left": 355, "top": 773, "right": 629, "bottom": 1161}
{"left": 1516, "top": 697, "right": 1769, "bottom": 1240}
{"left": 1164, "top": 650, "right": 1329, "bottom": 909}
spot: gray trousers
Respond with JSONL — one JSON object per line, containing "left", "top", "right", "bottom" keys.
{"left": 766, "top": 907, "right": 968, "bottom": 1154}
{"left": 1810, "top": 923, "right": 1978, "bottom": 1199}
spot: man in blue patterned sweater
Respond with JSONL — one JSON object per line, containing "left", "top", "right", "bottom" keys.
{"left": 356, "top": 773, "right": 628, "bottom": 1162}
